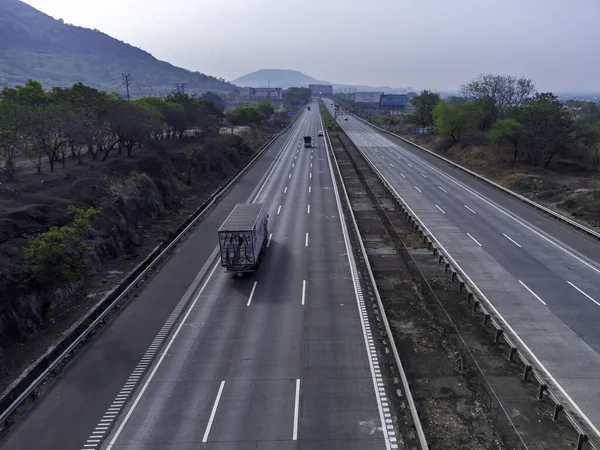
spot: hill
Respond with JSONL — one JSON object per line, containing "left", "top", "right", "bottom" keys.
{"left": 231, "top": 68, "right": 407, "bottom": 93}
{"left": 0, "top": 0, "right": 237, "bottom": 96}
{"left": 231, "top": 69, "right": 328, "bottom": 88}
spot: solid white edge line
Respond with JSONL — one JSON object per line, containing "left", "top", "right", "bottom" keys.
{"left": 466, "top": 232, "right": 482, "bottom": 247}
{"left": 464, "top": 205, "right": 477, "bottom": 214}
{"left": 302, "top": 279, "right": 306, "bottom": 306}
{"left": 267, "top": 233, "right": 273, "bottom": 248}
{"left": 320, "top": 113, "right": 394, "bottom": 450}
{"left": 292, "top": 378, "right": 301, "bottom": 440}
{"left": 502, "top": 233, "right": 522, "bottom": 248}
{"left": 567, "top": 281, "right": 600, "bottom": 307}
{"left": 105, "top": 262, "right": 220, "bottom": 449}
{"left": 518, "top": 280, "right": 547, "bottom": 306}
{"left": 435, "top": 205, "right": 445, "bottom": 214}
{"left": 202, "top": 380, "right": 226, "bottom": 443}
{"left": 246, "top": 281, "right": 258, "bottom": 307}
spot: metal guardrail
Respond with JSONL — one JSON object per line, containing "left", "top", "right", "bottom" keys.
{"left": 351, "top": 112, "right": 600, "bottom": 240}
{"left": 0, "top": 113, "right": 304, "bottom": 427}
{"left": 337, "top": 118, "right": 600, "bottom": 450}
{"left": 320, "top": 115, "right": 429, "bottom": 450}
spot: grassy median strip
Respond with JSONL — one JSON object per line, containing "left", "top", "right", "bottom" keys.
{"left": 318, "top": 99, "right": 340, "bottom": 132}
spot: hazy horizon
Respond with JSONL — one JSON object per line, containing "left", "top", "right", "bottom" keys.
{"left": 21, "top": 0, "right": 600, "bottom": 94}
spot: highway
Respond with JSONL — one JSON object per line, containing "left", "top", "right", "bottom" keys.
{"left": 329, "top": 102, "right": 600, "bottom": 440}
{"left": 0, "top": 102, "right": 396, "bottom": 450}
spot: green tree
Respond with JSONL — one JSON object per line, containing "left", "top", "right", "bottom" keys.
{"left": 408, "top": 90, "right": 441, "bottom": 127}
{"left": 574, "top": 120, "right": 600, "bottom": 170}
{"left": 490, "top": 118, "right": 525, "bottom": 162}
{"left": 23, "top": 205, "right": 101, "bottom": 284}
{"left": 200, "top": 91, "right": 226, "bottom": 112}
{"left": 432, "top": 101, "right": 471, "bottom": 143}
{"left": 519, "top": 93, "right": 575, "bottom": 168}
{"left": 255, "top": 99, "right": 275, "bottom": 119}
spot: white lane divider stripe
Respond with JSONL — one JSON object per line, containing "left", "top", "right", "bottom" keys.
{"left": 464, "top": 205, "right": 477, "bottom": 214}
{"left": 289, "top": 173, "right": 292, "bottom": 179}
{"left": 292, "top": 378, "right": 301, "bottom": 440}
{"left": 202, "top": 381, "right": 226, "bottom": 443}
{"left": 421, "top": 173, "right": 427, "bottom": 178}
{"left": 466, "top": 232, "right": 482, "bottom": 247}
{"left": 435, "top": 205, "right": 445, "bottom": 214}
{"left": 414, "top": 186, "right": 422, "bottom": 193}
{"left": 277, "top": 205, "right": 281, "bottom": 215}
{"left": 305, "top": 233, "right": 309, "bottom": 247}
{"left": 101, "top": 262, "right": 220, "bottom": 450}
{"left": 519, "top": 280, "right": 547, "bottom": 306}
{"left": 302, "top": 280, "right": 306, "bottom": 306}
{"left": 307, "top": 204, "right": 311, "bottom": 214}
{"left": 439, "top": 186, "right": 448, "bottom": 193}
{"left": 567, "top": 281, "right": 600, "bottom": 307}
{"left": 502, "top": 233, "right": 522, "bottom": 248}
{"left": 309, "top": 186, "right": 311, "bottom": 193}
{"left": 390, "top": 163, "right": 394, "bottom": 167}
{"left": 267, "top": 233, "right": 273, "bottom": 248}
{"left": 401, "top": 173, "right": 406, "bottom": 178}
{"left": 247, "top": 282, "right": 258, "bottom": 307}
{"left": 284, "top": 186, "right": 288, "bottom": 194}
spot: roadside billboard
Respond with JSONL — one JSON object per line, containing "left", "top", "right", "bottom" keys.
{"left": 309, "top": 84, "right": 334, "bottom": 96}
{"left": 380, "top": 94, "right": 408, "bottom": 107}
{"left": 248, "top": 87, "right": 283, "bottom": 100}
{"left": 354, "top": 92, "right": 383, "bottom": 103}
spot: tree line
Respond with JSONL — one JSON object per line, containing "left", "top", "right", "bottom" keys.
{"left": 408, "top": 74, "right": 600, "bottom": 170}
{"left": 0, "top": 80, "right": 286, "bottom": 180}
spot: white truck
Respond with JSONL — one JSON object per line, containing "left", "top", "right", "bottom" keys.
{"left": 218, "top": 203, "right": 269, "bottom": 276}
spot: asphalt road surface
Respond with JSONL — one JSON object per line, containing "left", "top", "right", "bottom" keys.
{"left": 329, "top": 102, "right": 600, "bottom": 440}
{"left": 0, "top": 102, "right": 395, "bottom": 450}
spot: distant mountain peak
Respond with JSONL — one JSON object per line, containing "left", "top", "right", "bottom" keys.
{"left": 231, "top": 69, "right": 329, "bottom": 89}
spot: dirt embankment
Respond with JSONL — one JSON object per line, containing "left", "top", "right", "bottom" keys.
{"left": 0, "top": 127, "right": 276, "bottom": 362}
{"left": 378, "top": 121, "right": 600, "bottom": 229}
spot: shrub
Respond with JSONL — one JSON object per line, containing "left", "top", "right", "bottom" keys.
{"left": 23, "top": 205, "right": 101, "bottom": 284}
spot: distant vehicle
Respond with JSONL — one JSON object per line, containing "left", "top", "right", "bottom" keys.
{"left": 307, "top": 106, "right": 311, "bottom": 111}
{"left": 317, "top": 130, "right": 323, "bottom": 136}
{"left": 303, "top": 136, "right": 313, "bottom": 147}
{"left": 344, "top": 117, "right": 348, "bottom": 121}
{"left": 218, "top": 203, "right": 269, "bottom": 277}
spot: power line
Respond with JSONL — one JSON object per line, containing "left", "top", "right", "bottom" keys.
{"left": 122, "top": 74, "right": 131, "bottom": 100}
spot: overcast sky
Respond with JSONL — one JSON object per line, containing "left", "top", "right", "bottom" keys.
{"left": 23, "top": 0, "right": 600, "bottom": 93}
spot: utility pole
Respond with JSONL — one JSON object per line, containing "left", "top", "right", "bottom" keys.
{"left": 122, "top": 73, "right": 131, "bottom": 100}
{"left": 180, "top": 83, "right": 185, "bottom": 94}
{"left": 174, "top": 83, "right": 180, "bottom": 93}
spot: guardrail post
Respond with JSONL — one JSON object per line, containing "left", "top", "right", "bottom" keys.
{"left": 451, "top": 272, "right": 457, "bottom": 281}
{"left": 438, "top": 255, "right": 444, "bottom": 264}
{"left": 553, "top": 404, "right": 563, "bottom": 421}
{"left": 494, "top": 329, "right": 503, "bottom": 343}
{"left": 472, "top": 300, "right": 479, "bottom": 312}
{"left": 523, "top": 364, "right": 532, "bottom": 381}
{"left": 537, "top": 384, "right": 547, "bottom": 400}
{"left": 459, "top": 281, "right": 465, "bottom": 292}
{"left": 483, "top": 314, "right": 490, "bottom": 326}
{"left": 508, "top": 346, "right": 517, "bottom": 361}
{"left": 576, "top": 434, "right": 588, "bottom": 450}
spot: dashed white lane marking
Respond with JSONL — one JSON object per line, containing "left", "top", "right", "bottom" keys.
{"left": 100, "top": 262, "right": 220, "bottom": 450}
{"left": 567, "top": 281, "right": 600, "bottom": 307}
{"left": 421, "top": 173, "right": 427, "bottom": 178}
{"left": 414, "top": 186, "right": 422, "bottom": 193}
{"left": 310, "top": 173, "right": 312, "bottom": 178}
{"left": 305, "top": 232, "right": 309, "bottom": 247}
{"left": 277, "top": 205, "right": 281, "bottom": 215}
{"left": 502, "top": 233, "right": 521, "bottom": 248}
{"left": 401, "top": 173, "right": 406, "bottom": 178}
{"left": 289, "top": 173, "right": 292, "bottom": 179}
{"left": 519, "top": 280, "right": 547, "bottom": 306}
{"left": 302, "top": 280, "right": 306, "bottom": 306}
{"left": 408, "top": 163, "right": 413, "bottom": 167}
{"left": 247, "top": 281, "right": 258, "bottom": 307}
{"left": 292, "top": 163, "right": 295, "bottom": 168}
{"left": 439, "top": 186, "right": 448, "bottom": 193}
{"left": 307, "top": 204, "right": 311, "bottom": 214}
{"left": 309, "top": 186, "right": 311, "bottom": 193}
{"left": 464, "top": 204, "right": 477, "bottom": 214}
{"left": 390, "top": 163, "right": 394, "bottom": 167}
{"left": 284, "top": 186, "right": 288, "bottom": 194}
{"left": 435, "top": 204, "right": 446, "bottom": 214}
{"left": 466, "top": 232, "right": 482, "bottom": 247}
{"left": 267, "top": 233, "right": 273, "bottom": 247}
{"left": 292, "top": 378, "right": 301, "bottom": 440}
{"left": 310, "top": 163, "right": 313, "bottom": 168}
{"left": 202, "top": 381, "right": 226, "bottom": 443}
